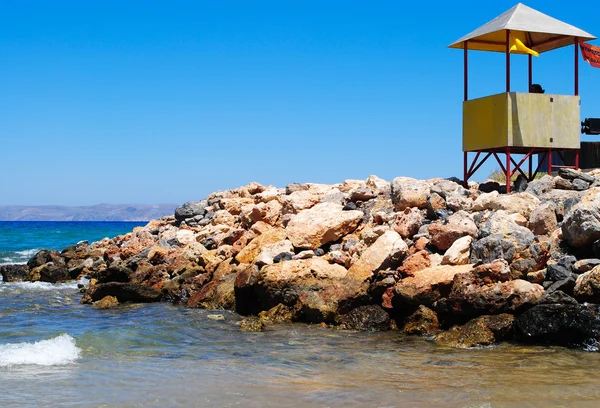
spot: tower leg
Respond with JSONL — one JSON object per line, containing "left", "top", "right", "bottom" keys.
{"left": 575, "top": 150, "right": 580, "bottom": 170}
{"left": 463, "top": 151, "right": 468, "bottom": 188}
{"left": 548, "top": 149, "right": 552, "bottom": 175}
{"left": 528, "top": 153, "right": 533, "bottom": 181}
{"left": 506, "top": 147, "right": 511, "bottom": 193}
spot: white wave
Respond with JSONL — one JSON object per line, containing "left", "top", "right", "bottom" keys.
{"left": 0, "top": 281, "right": 79, "bottom": 292}
{"left": 0, "top": 334, "right": 81, "bottom": 367}
{"left": 14, "top": 249, "right": 40, "bottom": 257}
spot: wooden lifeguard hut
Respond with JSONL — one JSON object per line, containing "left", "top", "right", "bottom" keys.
{"left": 449, "top": 3, "right": 596, "bottom": 192}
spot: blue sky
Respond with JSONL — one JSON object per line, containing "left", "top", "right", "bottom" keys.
{"left": 1, "top": 0, "right": 599, "bottom": 205}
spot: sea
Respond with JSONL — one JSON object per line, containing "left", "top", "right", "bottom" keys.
{"left": 2, "top": 221, "right": 600, "bottom": 407}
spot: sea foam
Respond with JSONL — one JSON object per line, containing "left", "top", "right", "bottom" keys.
{"left": 0, "top": 334, "right": 81, "bottom": 367}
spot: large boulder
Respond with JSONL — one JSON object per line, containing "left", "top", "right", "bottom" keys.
{"left": 251, "top": 258, "right": 364, "bottom": 323}
{"left": 0, "top": 264, "right": 30, "bottom": 282}
{"left": 27, "top": 249, "right": 65, "bottom": 269}
{"left": 444, "top": 260, "right": 544, "bottom": 317}
{"left": 391, "top": 177, "right": 431, "bottom": 211}
{"left": 337, "top": 305, "right": 391, "bottom": 331}
{"left": 235, "top": 228, "right": 287, "bottom": 264}
{"left": 561, "top": 188, "right": 600, "bottom": 248}
{"left": 392, "top": 208, "right": 423, "bottom": 239}
{"left": 402, "top": 305, "right": 440, "bottom": 335}
{"left": 348, "top": 230, "right": 408, "bottom": 282}
{"left": 472, "top": 191, "right": 540, "bottom": 218}
{"left": 81, "top": 282, "right": 162, "bottom": 303}
{"left": 435, "top": 314, "right": 515, "bottom": 348}
{"left": 428, "top": 211, "right": 478, "bottom": 251}
{"left": 393, "top": 264, "right": 474, "bottom": 307}
{"left": 516, "top": 303, "right": 600, "bottom": 346}
{"left": 174, "top": 200, "right": 208, "bottom": 221}
{"left": 441, "top": 235, "right": 472, "bottom": 266}
{"left": 528, "top": 202, "right": 558, "bottom": 236}
{"left": 285, "top": 202, "right": 363, "bottom": 249}
{"left": 573, "top": 266, "right": 600, "bottom": 303}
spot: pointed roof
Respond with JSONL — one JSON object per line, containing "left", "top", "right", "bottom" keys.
{"left": 449, "top": 3, "right": 595, "bottom": 53}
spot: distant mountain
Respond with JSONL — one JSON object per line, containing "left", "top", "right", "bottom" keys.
{"left": 0, "top": 204, "right": 178, "bottom": 221}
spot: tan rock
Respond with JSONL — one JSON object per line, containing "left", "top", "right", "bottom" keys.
{"left": 574, "top": 266, "right": 600, "bottom": 302}
{"left": 391, "top": 177, "right": 431, "bottom": 211}
{"left": 394, "top": 264, "right": 474, "bottom": 306}
{"left": 286, "top": 202, "right": 363, "bottom": 249}
{"left": 429, "top": 211, "right": 478, "bottom": 251}
{"left": 528, "top": 202, "right": 558, "bottom": 236}
{"left": 235, "top": 228, "right": 287, "bottom": 264}
{"left": 93, "top": 295, "right": 119, "bottom": 309}
{"left": 255, "top": 240, "right": 294, "bottom": 267}
{"left": 211, "top": 210, "right": 236, "bottom": 227}
{"left": 392, "top": 207, "right": 423, "bottom": 239}
{"left": 282, "top": 184, "right": 338, "bottom": 214}
{"left": 472, "top": 191, "right": 540, "bottom": 218}
{"left": 366, "top": 175, "right": 391, "bottom": 196}
{"left": 261, "top": 257, "right": 348, "bottom": 282}
{"left": 442, "top": 235, "right": 472, "bottom": 266}
{"left": 348, "top": 230, "right": 408, "bottom": 281}
{"left": 175, "top": 230, "right": 196, "bottom": 246}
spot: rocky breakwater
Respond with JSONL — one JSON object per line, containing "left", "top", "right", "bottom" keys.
{"left": 5, "top": 168, "right": 600, "bottom": 349}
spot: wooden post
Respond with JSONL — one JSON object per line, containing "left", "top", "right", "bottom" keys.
{"left": 506, "top": 30, "right": 511, "bottom": 93}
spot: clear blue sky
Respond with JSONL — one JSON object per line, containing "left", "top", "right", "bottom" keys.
{"left": 1, "top": 0, "right": 599, "bottom": 205}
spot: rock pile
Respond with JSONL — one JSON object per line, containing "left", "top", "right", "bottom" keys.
{"left": 4, "top": 170, "right": 600, "bottom": 349}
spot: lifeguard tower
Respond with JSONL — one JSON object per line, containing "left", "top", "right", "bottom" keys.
{"left": 449, "top": 3, "right": 596, "bottom": 192}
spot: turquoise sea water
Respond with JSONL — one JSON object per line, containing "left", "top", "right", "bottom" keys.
{"left": 2, "top": 222, "right": 600, "bottom": 407}
{"left": 0, "top": 221, "right": 146, "bottom": 265}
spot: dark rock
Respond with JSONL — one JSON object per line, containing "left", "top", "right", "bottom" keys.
{"left": 273, "top": 252, "right": 294, "bottom": 263}
{"left": 313, "top": 248, "right": 325, "bottom": 257}
{"left": 82, "top": 282, "right": 162, "bottom": 303}
{"left": 470, "top": 234, "right": 517, "bottom": 264}
{"left": 539, "top": 290, "right": 579, "bottom": 305}
{"left": 573, "top": 178, "right": 590, "bottom": 191}
{"left": 479, "top": 181, "right": 501, "bottom": 193}
{"left": 174, "top": 200, "right": 208, "bottom": 221}
{"left": 202, "top": 237, "right": 217, "bottom": 250}
{"left": 525, "top": 176, "right": 555, "bottom": 197}
{"left": 402, "top": 305, "right": 440, "bottom": 335}
{"left": 558, "top": 168, "right": 595, "bottom": 183}
{"left": 343, "top": 202, "right": 358, "bottom": 211}
{"left": 514, "top": 175, "right": 528, "bottom": 193}
{"left": 337, "top": 305, "right": 390, "bottom": 331}
{"left": 28, "top": 263, "right": 69, "bottom": 283}
{"left": 545, "top": 264, "right": 572, "bottom": 282}
{"left": 516, "top": 303, "right": 600, "bottom": 346}
{"left": 329, "top": 244, "right": 342, "bottom": 252}
{"left": 0, "top": 264, "right": 30, "bottom": 282}
{"left": 27, "top": 249, "right": 65, "bottom": 269}
{"left": 204, "top": 211, "right": 215, "bottom": 220}
{"left": 557, "top": 255, "right": 577, "bottom": 271}
{"left": 546, "top": 276, "right": 576, "bottom": 296}
{"left": 95, "top": 265, "right": 132, "bottom": 283}
{"left": 434, "top": 209, "right": 450, "bottom": 221}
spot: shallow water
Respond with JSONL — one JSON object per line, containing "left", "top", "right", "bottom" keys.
{"left": 1, "top": 282, "right": 600, "bottom": 408}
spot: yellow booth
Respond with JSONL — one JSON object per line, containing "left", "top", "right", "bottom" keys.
{"left": 449, "top": 3, "right": 596, "bottom": 192}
